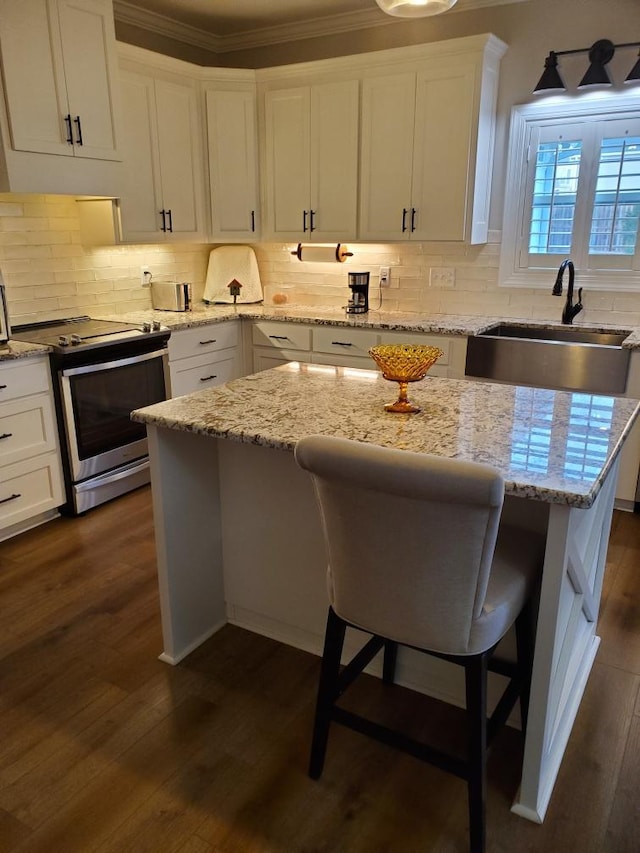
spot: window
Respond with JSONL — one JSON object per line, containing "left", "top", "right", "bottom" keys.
{"left": 499, "top": 94, "right": 640, "bottom": 290}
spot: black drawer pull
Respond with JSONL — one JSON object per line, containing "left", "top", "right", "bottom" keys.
{"left": 74, "top": 115, "right": 83, "bottom": 146}
{"left": 0, "top": 384, "right": 7, "bottom": 390}
{"left": 199, "top": 339, "right": 216, "bottom": 345}
{"left": 64, "top": 114, "right": 73, "bottom": 145}
{"left": 0, "top": 493, "right": 20, "bottom": 505}
{"left": 332, "top": 341, "right": 353, "bottom": 347}
{"left": 269, "top": 335, "right": 289, "bottom": 341}
{"left": 0, "top": 432, "right": 13, "bottom": 440}
{"left": 200, "top": 375, "right": 217, "bottom": 382}
{"left": 251, "top": 210, "right": 256, "bottom": 232}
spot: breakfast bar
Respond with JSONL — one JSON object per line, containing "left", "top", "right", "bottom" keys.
{"left": 133, "top": 362, "right": 640, "bottom": 825}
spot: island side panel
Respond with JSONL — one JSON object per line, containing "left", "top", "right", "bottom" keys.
{"left": 513, "top": 456, "right": 619, "bottom": 823}
{"left": 147, "top": 425, "right": 226, "bottom": 664}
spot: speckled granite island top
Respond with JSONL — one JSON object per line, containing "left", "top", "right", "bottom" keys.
{"left": 133, "top": 363, "right": 640, "bottom": 508}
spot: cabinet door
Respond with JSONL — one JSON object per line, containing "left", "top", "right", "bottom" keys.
{"left": 310, "top": 80, "right": 359, "bottom": 242}
{"left": 0, "top": 0, "right": 71, "bottom": 156}
{"left": 207, "top": 88, "right": 259, "bottom": 241}
{"left": 264, "top": 87, "right": 311, "bottom": 239}
{"left": 118, "top": 72, "right": 164, "bottom": 242}
{"left": 359, "top": 73, "right": 416, "bottom": 241}
{"left": 410, "top": 67, "right": 475, "bottom": 242}
{"left": 155, "top": 79, "right": 204, "bottom": 240}
{"left": 57, "top": 0, "right": 120, "bottom": 161}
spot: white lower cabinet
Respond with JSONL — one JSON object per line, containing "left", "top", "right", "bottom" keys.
{"left": 251, "top": 321, "right": 313, "bottom": 372}
{"left": 377, "top": 330, "right": 468, "bottom": 379}
{"left": 0, "top": 357, "right": 64, "bottom": 538}
{"left": 249, "top": 321, "right": 466, "bottom": 378}
{"left": 168, "top": 321, "right": 242, "bottom": 397}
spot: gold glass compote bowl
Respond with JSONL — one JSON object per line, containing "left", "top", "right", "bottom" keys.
{"left": 369, "top": 343, "right": 444, "bottom": 413}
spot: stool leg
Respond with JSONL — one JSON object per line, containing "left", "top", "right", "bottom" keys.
{"left": 309, "top": 607, "right": 346, "bottom": 779}
{"left": 382, "top": 640, "right": 398, "bottom": 684}
{"left": 515, "top": 598, "right": 535, "bottom": 735}
{"left": 465, "top": 652, "right": 489, "bottom": 853}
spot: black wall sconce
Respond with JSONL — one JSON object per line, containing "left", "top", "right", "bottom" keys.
{"left": 534, "top": 39, "right": 640, "bottom": 94}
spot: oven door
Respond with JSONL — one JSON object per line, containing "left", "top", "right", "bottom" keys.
{"left": 59, "top": 348, "right": 169, "bottom": 482}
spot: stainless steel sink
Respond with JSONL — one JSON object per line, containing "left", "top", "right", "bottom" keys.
{"left": 465, "top": 323, "right": 632, "bottom": 394}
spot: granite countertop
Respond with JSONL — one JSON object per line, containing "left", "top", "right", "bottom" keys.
{"left": 133, "top": 362, "right": 640, "bottom": 508}
{"left": 0, "top": 340, "right": 51, "bottom": 361}
{"left": 96, "top": 303, "right": 640, "bottom": 348}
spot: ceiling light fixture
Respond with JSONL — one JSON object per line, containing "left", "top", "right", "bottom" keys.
{"left": 375, "top": 0, "right": 457, "bottom": 18}
{"left": 534, "top": 38, "right": 640, "bottom": 94}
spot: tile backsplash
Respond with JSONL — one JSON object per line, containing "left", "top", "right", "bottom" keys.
{"left": 1, "top": 193, "right": 638, "bottom": 327}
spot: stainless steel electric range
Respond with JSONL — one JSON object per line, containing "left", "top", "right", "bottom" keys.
{"left": 12, "top": 316, "right": 171, "bottom": 515}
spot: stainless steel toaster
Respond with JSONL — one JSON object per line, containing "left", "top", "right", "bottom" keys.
{"left": 150, "top": 281, "right": 192, "bottom": 312}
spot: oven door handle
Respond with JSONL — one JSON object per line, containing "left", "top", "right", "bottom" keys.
{"left": 74, "top": 459, "right": 150, "bottom": 493}
{"left": 60, "top": 347, "right": 169, "bottom": 378}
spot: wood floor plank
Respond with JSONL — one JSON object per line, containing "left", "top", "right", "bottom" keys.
{"left": 1, "top": 492, "right": 639, "bottom": 852}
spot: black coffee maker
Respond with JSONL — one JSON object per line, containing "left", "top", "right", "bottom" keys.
{"left": 346, "top": 271, "right": 369, "bottom": 314}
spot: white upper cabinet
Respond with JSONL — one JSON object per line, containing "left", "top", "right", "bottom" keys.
{"left": 359, "top": 35, "right": 506, "bottom": 243}
{"left": 0, "top": 0, "right": 122, "bottom": 193}
{"left": 262, "top": 79, "right": 359, "bottom": 242}
{"left": 118, "top": 57, "right": 205, "bottom": 243}
{"left": 206, "top": 86, "right": 260, "bottom": 242}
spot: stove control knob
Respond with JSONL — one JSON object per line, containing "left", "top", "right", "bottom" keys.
{"left": 152, "top": 320, "right": 161, "bottom": 331}
{"left": 142, "top": 322, "right": 151, "bottom": 333}
{"left": 70, "top": 334, "right": 82, "bottom": 346}
{"left": 58, "top": 335, "right": 70, "bottom": 347}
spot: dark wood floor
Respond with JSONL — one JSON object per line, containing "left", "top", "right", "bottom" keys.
{"left": 0, "top": 487, "right": 638, "bottom": 852}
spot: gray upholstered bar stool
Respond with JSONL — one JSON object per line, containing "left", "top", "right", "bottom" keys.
{"left": 294, "top": 435, "right": 545, "bottom": 853}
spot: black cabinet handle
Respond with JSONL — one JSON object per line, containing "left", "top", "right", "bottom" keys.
{"left": 167, "top": 209, "right": 173, "bottom": 233}
{"left": 331, "top": 341, "right": 353, "bottom": 347}
{"left": 199, "top": 339, "right": 216, "bottom": 345}
{"left": 0, "top": 432, "right": 13, "bottom": 440}
{"left": 269, "top": 335, "right": 289, "bottom": 341}
{"left": 303, "top": 210, "right": 308, "bottom": 232}
{"left": 0, "top": 493, "right": 20, "bottom": 505}
{"left": 411, "top": 207, "right": 416, "bottom": 232}
{"left": 402, "top": 208, "right": 408, "bottom": 233}
{"left": 200, "top": 375, "right": 217, "bottom": 382}
{"left": 64, "top": 114, "right": 73, "bottom": 145}
{"left": 73, "top": 115, "right": 83, "bottom": 146}
{"left": 0, "top": 384, "right": 6, "bottom": 390}
{"left": 251, "top": 210, "right": 256, "bottom": 232}
{"left": 160, "top": 209, "right": 167, "bottom": 232}
{"left": 310, "top": 210, "right": 316, "bottom": 232}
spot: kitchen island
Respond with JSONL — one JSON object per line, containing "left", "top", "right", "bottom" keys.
{"left": 133, "top": 362, "right": 640, "bottom": 824}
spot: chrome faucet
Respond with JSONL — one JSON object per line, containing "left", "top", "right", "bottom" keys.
{"left": 552, "top": 259, "right": 583, "bottom": 324}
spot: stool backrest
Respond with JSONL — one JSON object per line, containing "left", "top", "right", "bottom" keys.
{"left": 295, "top": 435, "right": 505, "bottom": 655}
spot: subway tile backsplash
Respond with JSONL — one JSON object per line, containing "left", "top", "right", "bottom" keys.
{"left": 0, "top": 193, "right": 638, "bottom": 327}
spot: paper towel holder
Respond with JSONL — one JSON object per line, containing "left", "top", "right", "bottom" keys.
{"left": 291, "top": 243, "right": 353, "bottom": 263}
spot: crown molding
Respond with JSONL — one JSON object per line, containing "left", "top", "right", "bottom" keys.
{"left": 113, "top": 0, "right": 528, "bottom": 56}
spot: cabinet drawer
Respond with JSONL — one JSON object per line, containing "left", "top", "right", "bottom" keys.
{"left": 379, "top": 331, "right": 452, "bottom": 366}
{"left": 312, "top": 353, "right": 377, "bottom": 370}
{"left": 170, "top": 351, "right": 239, "bottom": 397}
{"left": 251, "top": 322, "right": 312, "bottom": 351}
{"left": 253, "top": 349, "right": 311, "bottom": 373}
{"left": 0, "top": 358, "right": 50, "bottom": 402}
{"left": 0, "top": 394, "right": 58, "bottom": 467}
{"left": 169, "top": 322, "right": 239, "bottom": 361}
{"left": 0, "top": 453, "right": 63, "bottom": 530}
{"left": 313, "top": 326, "right": 379, "bottom": 360}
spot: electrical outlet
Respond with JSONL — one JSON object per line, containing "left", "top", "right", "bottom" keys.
{"left": 429, "top": 267, "right": 455, "bottom": 289}
{"left": 379, "top": 266, "right": 391, "bottom": 287}
{"left": 140, "top": 266, "right": 152, "bottom": 286}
